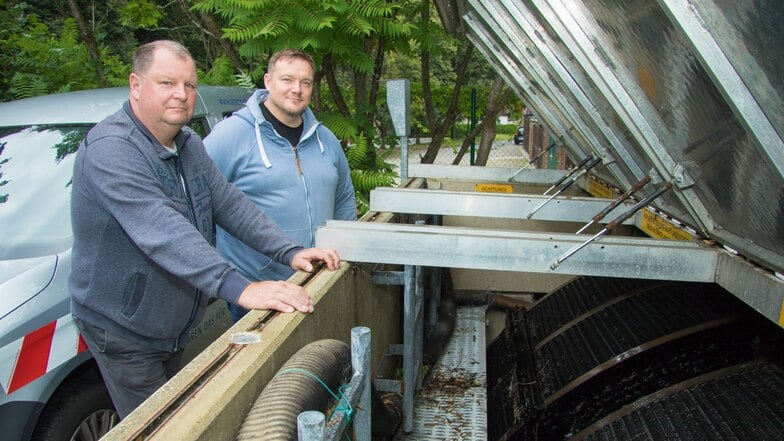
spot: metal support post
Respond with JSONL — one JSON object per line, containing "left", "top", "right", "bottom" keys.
{"left": 427, "top": 215, "right": 442, "bottom": 334}
{"left": 366, "top": 221, "right": 433, "bottom": 434}
{"left": 387, "top": 79, "right": 410, "bottom": 182}
{"left": 298, "top": 411, "right": 325, "bottom": 441}
{"left": 414, "top": 264, "right": 424, "bottom": 392}
{"left": 302, "top": 327, "right": 372, "bottom": 441}
{"left": 402, "top": 264, "right": 417, "bottom": 432}
{"left": 351, "top": 326, "right": 372, "bottom": 441}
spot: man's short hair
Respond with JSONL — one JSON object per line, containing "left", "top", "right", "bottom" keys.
{"left": 268, "top": 49, "right": 315, "bottom": 75}
{"left": 132, "top": 40, "right": 193, "bottom": 75}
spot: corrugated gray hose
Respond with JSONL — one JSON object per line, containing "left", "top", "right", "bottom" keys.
{"left": 237, "top": 339, "right": 352, "bottom": 440}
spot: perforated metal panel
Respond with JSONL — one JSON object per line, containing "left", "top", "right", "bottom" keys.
{"left": 396, "top": 306, "right": 487, "bottom": 440}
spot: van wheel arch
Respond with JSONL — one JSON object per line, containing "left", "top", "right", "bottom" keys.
{"left": 30, "top": 365, "right": 118, "bottom": 441}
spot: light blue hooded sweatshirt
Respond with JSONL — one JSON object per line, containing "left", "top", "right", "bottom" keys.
{"left": 204, "top": 89, "right": 356, "bottom": 281}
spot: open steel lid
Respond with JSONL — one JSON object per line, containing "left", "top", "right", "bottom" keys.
{"left": 435, "top": 0, "right": 784, "bottom": 274}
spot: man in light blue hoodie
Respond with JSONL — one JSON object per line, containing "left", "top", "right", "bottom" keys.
{"left": 205, "top": 49, "right": 357, "bottom": 321}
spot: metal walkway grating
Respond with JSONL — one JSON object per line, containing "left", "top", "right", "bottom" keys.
{"left": 396, "top": 306, "right": 487, "bottom": 440}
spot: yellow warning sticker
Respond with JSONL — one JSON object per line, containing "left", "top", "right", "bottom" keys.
{"left": 639, "top": 210, "right": 693, "bottom": 241}
{"left": 587, "top": 179, "right": 613, "bottom": 199}
{"left": 779, "top": 301, "right": 784, "bottom": 327}
{"left": 475, "top": 183, "right": 513, "bottom": 193}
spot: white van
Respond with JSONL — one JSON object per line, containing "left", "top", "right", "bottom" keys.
{"left": 0, "top": 86, "right": 252, "bottom": 441}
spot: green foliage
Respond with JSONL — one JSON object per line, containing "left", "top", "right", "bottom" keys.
{"left": 8, "top": 74, "right": 51, "bottom": 100}
{"left": 195, "top": 0, "right": 412, "bottom": 87}
{"left": 345, "top": 135, "right": 396, "bottom": 216}
{"left": 2, "top": 8, "right": 128, "bottom": 100}
{"left": 119, "top": 0, "right": 162, "bottom": 28}
{"left": 198, "top": 56, "right": 236, "bottom": 85}
{"left": 319, "top": 111, "right": 359, "bottom": 140}
{"left": 234, "top": 71, "right": 257, "bottom": 89}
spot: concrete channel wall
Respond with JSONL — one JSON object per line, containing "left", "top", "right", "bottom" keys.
{"left": 104, "top": 259, "right": 401, "bottom": 441}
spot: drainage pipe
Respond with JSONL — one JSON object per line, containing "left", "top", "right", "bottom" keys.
{"left": 237, "top": 339, "right": 351, "bottom": 440}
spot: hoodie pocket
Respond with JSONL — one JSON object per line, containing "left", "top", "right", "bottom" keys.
{"left": 122, "top": 271, "right": 148, "bottom": 318}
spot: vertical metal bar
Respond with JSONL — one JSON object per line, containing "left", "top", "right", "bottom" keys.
{"left": 414, "top": 263, "right": 425, "bottom": 391}
{"left": 428, "top": 267, "right": 442, "bottom": 333}
{"left": 427, "top": 215, "right": 442, "bottom": 335}
{"left": 400, "top": 135, "right": 409, "bottom": 182}
{"left": 351, "top": 327, "right": 372, "bottom": 441}
{"left": 402, "top": 263, "right": 415, "bottom": 433}
{"left": 413, "top": 220, "right": 425, "bottom": 393}
{"left": 298, "top": 411, "right": 325, "bottom": 441}
{"left": 387, "top": 79, "right": 410, "bottom": 182}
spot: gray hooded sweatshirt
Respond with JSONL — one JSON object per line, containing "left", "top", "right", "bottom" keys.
{"left": 69, "top": 102, "right": 303, "bottom": 352}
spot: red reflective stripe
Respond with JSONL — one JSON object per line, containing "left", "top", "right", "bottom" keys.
{"left": 8, "top": 321, "right": 56, "bottom": 394}
{"left": 77, "top": 334, "right": 88, "bottom": 354}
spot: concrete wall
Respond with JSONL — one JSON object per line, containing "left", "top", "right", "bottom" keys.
{"left": 104, "top": 262, "right": 401, "bottom": 440}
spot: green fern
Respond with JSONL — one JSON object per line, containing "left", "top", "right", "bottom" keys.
{"left": 199, "top": 56, "right": 236, "bottom": 85}
{"left": 354, "top": 190, "right": 370, "bottom": 216}
{"left": 224, "top": 9, "right": 292, "bottom": 41}
{"left": 290, "top": 3, "right": 337, "bottom": 33}
{"left": 234, "top": 71, "right": 256, "bottom": 89}
{"left": 319, "top": 111, "right": 359, "bottom": 140}
{"left": 9, "top": 73, "right": 50, "bottom": 99}
{"left": 352, "top": 0, "right": 397, "bottom": 18}
{"left": 346, "top": 140, "right": 370, "bottom": 170}
{"left": 350, "top": 169, "right": 395, "bottom": 194}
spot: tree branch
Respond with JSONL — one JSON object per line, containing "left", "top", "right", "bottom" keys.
{"left": 323, "top": 53, "right": 352, "bottom": 118}
{"left": 66, "top": 0, "right": 107, "bottom": 86}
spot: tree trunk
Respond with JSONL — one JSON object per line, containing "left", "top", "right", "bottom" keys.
{"left": 66, "top": 0, "right": 107, "bottom": 86}
{"left": 474, "top": 75, "right": 509, "bottom": 166}
{"left": 452, "top": 123, "right": 484, "bottom": 165}
{"left": 420, "top": 43, "right": 474, "bottom": 164}
{"left": 174, "top": 0, "right": 246, "bottom": 73}
{"left": 323, "top": 53, "right": 352, "bottom": 118}
{"left": 199, "top": 11, "right": 246, "bottom": 73}
{"left": 366, "top": 36, "right": 385, "bottom": 135}
{"left": 420, "top": 2, "right": 436, "bottom": 131}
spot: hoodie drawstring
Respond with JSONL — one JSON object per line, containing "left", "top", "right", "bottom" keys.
{"left": 255, "top": 122, "right": 272, "bottom": 168}
{"left": 315, "top": 129, "right": 325, "bottom": 154}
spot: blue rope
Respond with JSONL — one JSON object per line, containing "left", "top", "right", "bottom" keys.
{"left": 277, "top": 368, "right": 354, "bottom": 424}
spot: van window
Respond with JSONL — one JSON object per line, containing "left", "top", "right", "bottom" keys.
{"left": 187, "top": 118, "right": 209, "bottom": 138}
{"left": 0, "top": 125, "right": 85, "bottom": 259}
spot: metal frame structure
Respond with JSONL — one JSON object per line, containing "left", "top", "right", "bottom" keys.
{"left": 318, "top": 0, "right": 784, "bottom": 435}
{"left": 428, "top": 0, "right": 784, "bottom": 275}
{"left": 317, "top": 169, "right": 784, "bottom": 327}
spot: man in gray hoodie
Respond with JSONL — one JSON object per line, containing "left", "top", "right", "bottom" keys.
{"left": 69, "top": 40, "right": 340, "bottom": 418}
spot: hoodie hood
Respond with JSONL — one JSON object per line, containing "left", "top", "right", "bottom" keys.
{"left": 234, "top": 89, "right": 325, "bottom": 168}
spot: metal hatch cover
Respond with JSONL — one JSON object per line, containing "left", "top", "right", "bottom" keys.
{"left": 436, "top": 0, "right": 784, "bottom": 275}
